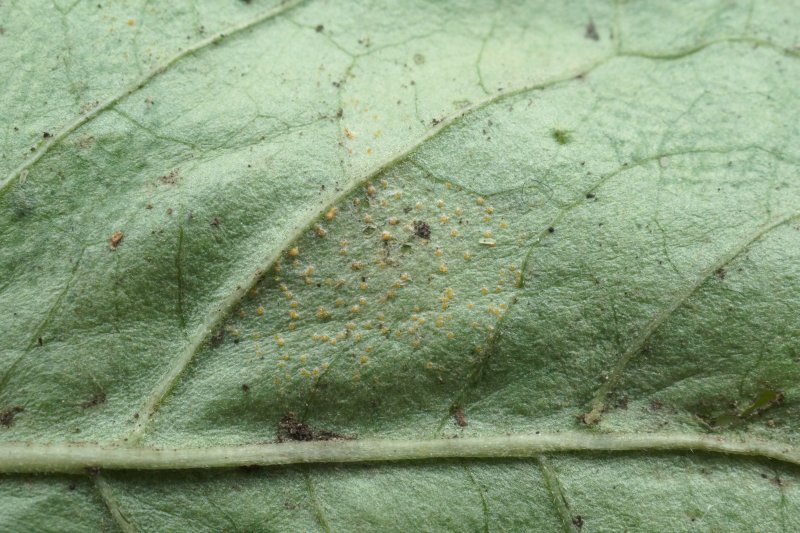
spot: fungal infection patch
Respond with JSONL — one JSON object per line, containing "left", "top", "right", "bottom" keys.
{"left": 206, "top": 162, "right": 530, "bottom": 402}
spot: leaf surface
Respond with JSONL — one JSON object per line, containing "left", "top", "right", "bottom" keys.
{"left": 1, "top": 1, "right": 799, "bottom": 531}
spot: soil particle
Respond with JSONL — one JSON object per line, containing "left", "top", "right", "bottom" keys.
{"left": 573, "top": 515, "right": 584, "bottom": 529}
{"left": 585, "top": 20, "right": 599, "bottom": 41}
{"left": 160, "top": 169, "right": 179, "bottom": 185}
{"left": 210, "top": 330, "right": 225, "bottom": 347}
{"left": 413, "top": 220, "right": 431, "bottom": 239}
{"left": 277, "top": 412, "right": 352, "bottom": 442}
{"left": 453, "top": 406, "right": 468, "bottom": 427}
{"left": 81, "top": 392, "right": 106, "bottom": 409}
{"left": 0, "top": 406, "right": 23, "bottom": 427}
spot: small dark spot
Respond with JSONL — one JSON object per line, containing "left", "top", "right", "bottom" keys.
{"left": 81, "top": 391, "right": 106, "bottom": 409}
{"left": 585, "top": 20, "right": 599, "bottom": 41}
{"left": 0, "top": 406, "right": 24, "bottom": 427}
{"left": 37, "top": 337, "right": 43, "bottom": 347}
{"left": 67, "top": 483, "right": 76, "bottom": 491}
{"left": 453, "top": 406, "right": 468, "bottom": 427}
{"left": 552, "top": 129, "right": 572, "bottom": 145}
{"left": 43, "top": 132, "right": 52, "bottom": 138}
{"left": 335, "top": 108, "right": 343, "bottom": 119}
{"left": 650, "top": 399, "right": 663, "bottom": 411}
{"left": 240, "top": 464, "right": 261, "bottom": 473}
{"left": 277, "top": 412, "right": 315, "bottom": 442}
{"left": 315, "top": 24, "right": 324, "bottom": 33}
{"left": 160, "top": 168, "right": 179, "bottom": 185}
{"left": 210, "top": 217, "right": 222, "bottom": 227}
{"left": 233, "top": 338, "right": 240, "bottom": 344}
{"left": 210, "top": 330, "right": 225, "bottom": 347}
{"left": 133, "top": 412, "right": 139, "bottom": 419}
{"left": 85, "top": 466, "right": 101, "bottom": 477}
{"left": 241, "top": 383, "right": 250, "bottom": 393}
{"left": 547, "top": 226, "right": 555, "bottom": 233}
{"left": 585, "top": 192, "right": 595, "bottom": 199}
{"left": 277, "top": 412, "right": 352, "bottom": 442}
{"left": 166, "top": 207, "right": 173, "bottom": 215}
{"left": 413, "top": 220, "right": 431, "bottom": 239}
{"left": 573, "top": 515, "right": 584, "bottom": 529}
{"left": 413, "top": 53, "right": 425, "bottom": 65}
{"left": 615, "top": 395, "right": 629, "bottom": 410}
{"left": 715, "top": 267, "right": 726, "bottom": 280}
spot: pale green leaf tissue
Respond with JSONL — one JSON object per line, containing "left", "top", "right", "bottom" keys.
{"left": 1, "top": 1, "right": 799, "bottom": 531}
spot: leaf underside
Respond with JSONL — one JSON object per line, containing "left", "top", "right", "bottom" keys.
{"left": 1, "top": 0, "right": 799, "bottom": 531}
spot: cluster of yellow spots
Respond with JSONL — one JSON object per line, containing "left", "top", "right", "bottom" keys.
{"left": 239, "top": 169, "right": 525, "bottom": 386}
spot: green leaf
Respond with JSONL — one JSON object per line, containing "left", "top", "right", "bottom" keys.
{"left": 1, "top": 1, "right": 799, "bottom": 531}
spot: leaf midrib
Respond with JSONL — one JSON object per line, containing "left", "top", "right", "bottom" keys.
{"left": 1, "top": 432, "right": 797, "bottom": 474}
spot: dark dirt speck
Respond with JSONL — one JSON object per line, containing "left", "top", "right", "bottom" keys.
{"left": 585, "top": 20, "right": 599, "bottom": 41}
{"left": 0, "top": 406, "right": 23, "bottom": 427}
{"left": 81, "top": 392, "right": 106, "bottom": 409}
{"left": 277, "top": 412, "right": 352, "bottom": 442}
{"left": 413, "top": 220, "right": 431, "bottom": 239}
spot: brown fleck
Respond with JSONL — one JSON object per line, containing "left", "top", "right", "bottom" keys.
{"left": 585, "top": 20, "right": 599, "bottom": 41}
{"left": 241, "top": 383, "right": 250, "bottom": 393}
{"left": 210, "top": 330, "right": 225, "bottom": 347}
{"left": 277, "top": 412, "right": 314, "bottom": 442}
{"left": 453, "top": 406, "right": 468, "bottom": 427}
{"left": 210, "top": 217, "right": 222, "bottom": 227}
{"left": 277, "top": 412, "right": 352, "bottom": 442}
{"left": 109, "top": 230, "right": 124, "bottom": 250}
{"left": 573, "top": 515, "right": 584, "bottom": 529}
{"left": 413, "top": 220, "right": 431, "bottom": 239}
{"left": 715, "top": 267, "right": 726, "bottom": 280}
{"left": 615, "top": 395, "right": 629, "bottom": 410}
{"left": 0, "top": 406, "right": 23, "bottom": 427}
{"left": 315, "top": 24, "right": 324, "bottom": 33}
{"left": 160, "top": 169, "right": 180, "bottom": 185}
{"left": 650, "top": 399, "right": 664, "bottom": 411}
{"left": 81, "top": 391, "right": 106, "bottom": 409}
